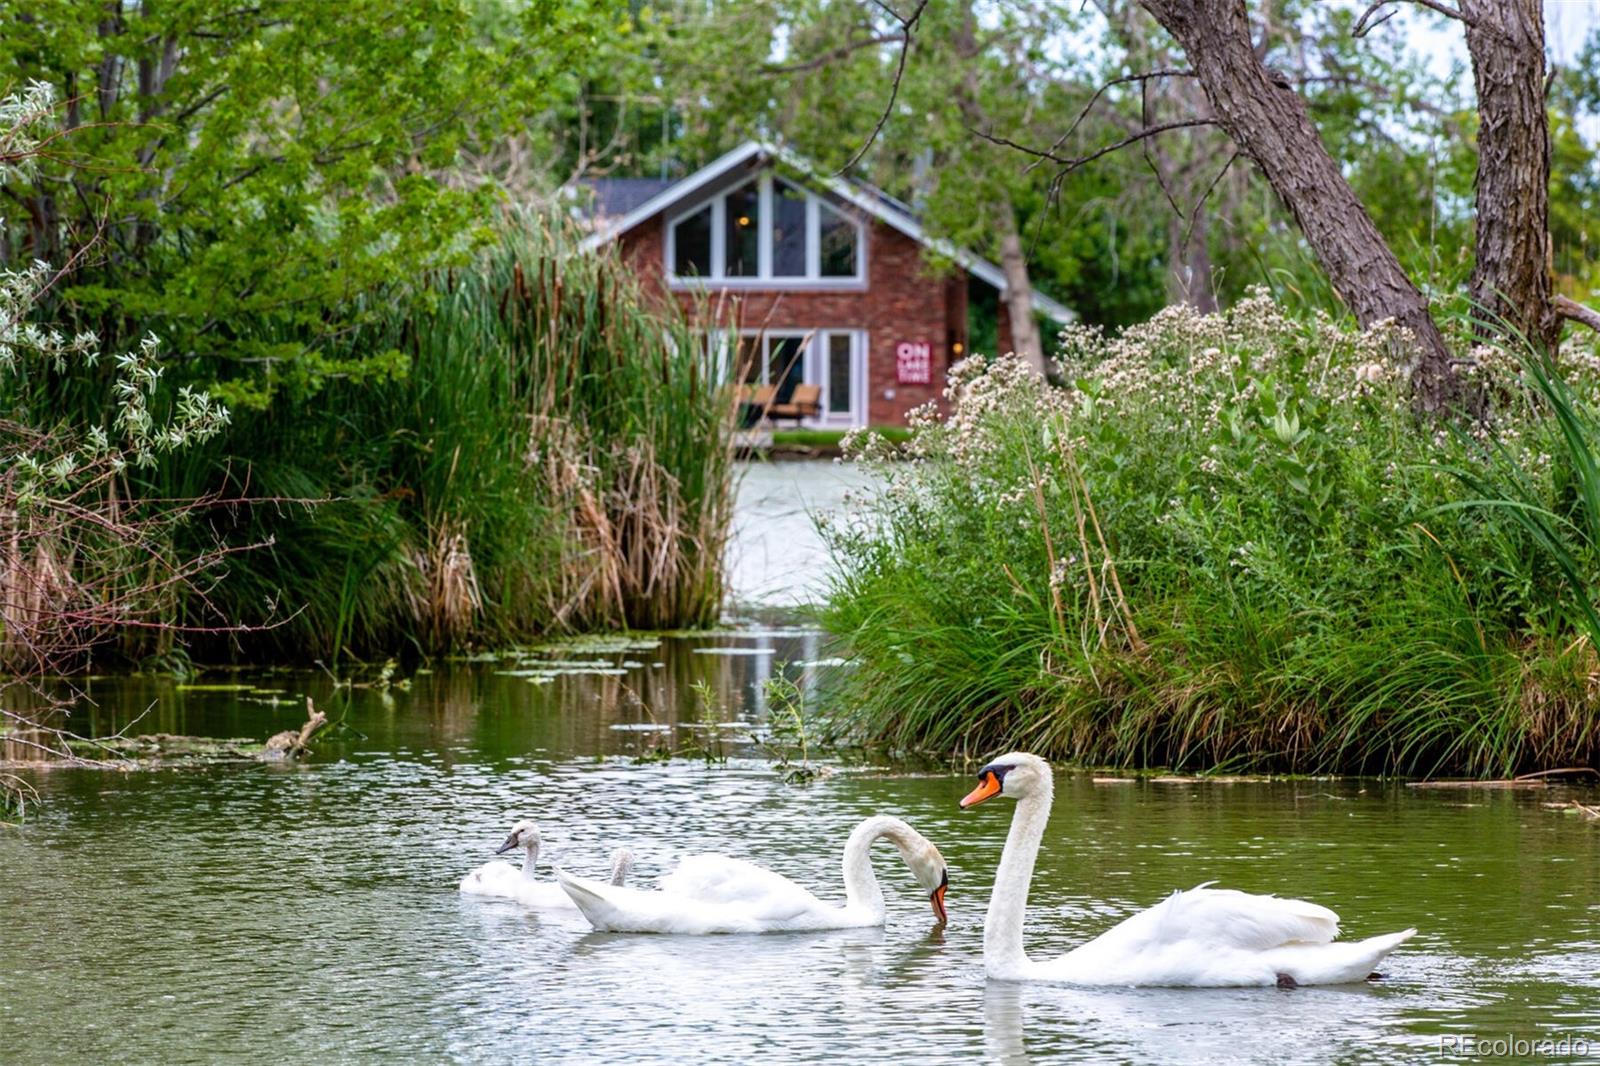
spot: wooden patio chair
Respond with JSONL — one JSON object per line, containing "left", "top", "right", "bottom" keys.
{"left": 764, "top": 383, "right": 822, "bottom": 424}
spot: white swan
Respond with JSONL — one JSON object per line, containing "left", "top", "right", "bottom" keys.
{"left": 555, "top": 815, "right": 949, "bottom": 934}
{"left": 458, "top": 819, "right": 632, "bottom": 908}
{"left": 961, "top": 753, "right": 1417, "bottom": 987}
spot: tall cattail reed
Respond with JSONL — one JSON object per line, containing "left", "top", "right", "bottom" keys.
{"left": 142, "top": 218, "right": 738, "bottom": 660}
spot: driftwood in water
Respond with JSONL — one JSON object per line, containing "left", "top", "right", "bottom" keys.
{"left": 1407, "top": 767, "right": 1599, "bottom": 790}
{"left": 262, "top": 698, "right": 328, "bottom": 760}
{"left": 1543, "top": 800, "right": 1600, "bottom": 821}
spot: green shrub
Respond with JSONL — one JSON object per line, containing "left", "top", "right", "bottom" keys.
{"left": 821, "top": 291, "right": 1600, "bottom": 776}
{"left": 146, "top": 221, "right": 737, "bottom": 661}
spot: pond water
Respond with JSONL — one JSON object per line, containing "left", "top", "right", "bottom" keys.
{"left": 728, "top": 458, "right": 874, "bottom": 608}
{"left": 3, "top": 462, "right": 1599, "bottom": 1064}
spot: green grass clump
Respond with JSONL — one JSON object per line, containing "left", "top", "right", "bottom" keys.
{"left": 820, "top": 291, "right": 1600, "bottom": 777}
{"left": 143, "top": 220, "right": 736, "bottom": 661}
{"left": 771, "top": 427, "right": 911, "bottom": 448}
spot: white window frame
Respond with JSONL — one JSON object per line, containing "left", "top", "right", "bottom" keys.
{"left": 665, "top": 173, "right": 867, "bottom": 291}
{"left": 702, "top": 327, "right": 867, "bottom": 428}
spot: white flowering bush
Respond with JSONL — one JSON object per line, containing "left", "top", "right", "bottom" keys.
{"left": 1, "top": 81, "right": 247, "bottom": 817}
{"left": 822, "top": 293, "right": 1600, "bottom": 776}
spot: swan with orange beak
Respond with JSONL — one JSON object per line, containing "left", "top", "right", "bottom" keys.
{"left": 962, "top": 753, "right": 1417, "bottom": 986}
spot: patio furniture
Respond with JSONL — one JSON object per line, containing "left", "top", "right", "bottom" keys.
{"left": 737, "top": 384, "right": 778, "bottom": 428}
{"left": 764, "top": 383, "right": 822, "bottom": 424}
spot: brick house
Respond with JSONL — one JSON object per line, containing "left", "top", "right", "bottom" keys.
{"left": 578, "top": 142, "right": 1073, "bottom": 428}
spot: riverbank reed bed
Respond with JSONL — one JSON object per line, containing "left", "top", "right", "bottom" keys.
{"left": 821, "top": 291, "right": 1600, "bottom": 777}
{"left": 163, "top": 222, "right": 737, "bottom": 661}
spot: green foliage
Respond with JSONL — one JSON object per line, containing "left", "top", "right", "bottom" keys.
{"left": 149, "top": 221, "right": 736, "bottom": 662}
{"left": 821, "top": 298, "right": 1600, "bottom": 776}
{"left": 3, "top": 0, "right": 616, "bottom": 403}
{"left": 756, "top": 667, "right": 820, "bottom": 784}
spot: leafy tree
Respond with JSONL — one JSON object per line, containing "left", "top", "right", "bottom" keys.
{"left": 1, "top": 0, "right": 613, "bottom": 406}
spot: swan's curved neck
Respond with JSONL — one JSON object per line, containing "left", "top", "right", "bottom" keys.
{"left": 519, "top": 841, "right": 541, "bottom": 882}
{"left": 608, "top": 848, "right": 634, "bottom": 887}
{"left": 985, "top": 774, "right": 1052, "bottom": 976}
{"left": 841, "top": 815, "right": 920, "bottom": 918}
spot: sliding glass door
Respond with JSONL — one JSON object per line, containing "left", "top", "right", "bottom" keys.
{"left": 720, "top": 329, "right": 865, "bottom": 427}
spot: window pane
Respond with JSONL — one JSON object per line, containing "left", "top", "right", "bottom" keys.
{"left": 767, "top": 336, "right": 805, "bottom": 401}
{"left": 772, "top": 181, "right": 808, "bottom": 276}
{"left": 819, "top": 203, "right": 857, "bottom": 277}
{"left": 672, "top": 206, "right": 712, "bottom": 277}
{"left": 828, "top": 334, "right": 853, "bottom": 413}
{"left": 724, "top": 185, "right": 760, "bottom": 276}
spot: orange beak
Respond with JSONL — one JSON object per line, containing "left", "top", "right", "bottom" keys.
{"left": 931, "top": 881, "right": 949, "bottom": 924}
{"left": 960, "top": 771, "right": 1002, "bottom": 808}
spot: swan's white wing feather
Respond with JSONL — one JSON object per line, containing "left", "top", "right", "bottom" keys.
{"left": 458, "top": 860, "right": 574, "bottom": 908}
{"left": 1150, "top": 885, "right": 1341, "bottom": 950}
{"left": 1035, "top": 885, "right": 1390, "bottom": 986}
{"left": 557, "top": 869, "right": 774, "bottom": 933}
{"left": 555, "top": 865, "right": 861, "bottom": 934}
{"left": 459, "top": 860, "right": 520, "bottom": 897}
{"left": 1067, "top": 885, "right": 1337, "bottom": 962}
{"left": 659, "top": 854, "right": 825, "bottom": 921}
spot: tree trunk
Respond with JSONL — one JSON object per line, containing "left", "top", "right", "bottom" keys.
{"left": 996, "top": 209, "right": 1047, "bottom": 372}
{"left": 1139, "top": 0, "right": 1462, "bottom": 411}
{"left": 1460, "top": 0, "right": 1559, "bottom": 351}
{"left": 1166, "top": 193, "right": 1218, "bottom": 312}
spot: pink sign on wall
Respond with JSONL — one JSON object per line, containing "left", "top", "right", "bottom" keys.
{"left": 895, "top": 340, "right": 932, "bottom": 385}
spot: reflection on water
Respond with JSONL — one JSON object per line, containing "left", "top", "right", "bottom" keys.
{"left": 729, "top": 459, "right": 875, "bottom": 607}
{"left": 2, "top": 626, "right": 1598, "bottom": 1063}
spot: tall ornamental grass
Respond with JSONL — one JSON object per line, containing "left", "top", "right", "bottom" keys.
{"left": 157, "top": 221, "right": 737, "bottom": 660}
{"left": 821, "top": 291, "right": 1600, "bottom": 776}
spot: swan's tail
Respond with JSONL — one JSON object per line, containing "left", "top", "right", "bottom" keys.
{"left": 1274, "top": 927, "right": 1418, "bottom": 986}
{"left": 554, "top": 868, "right": 616, "bottom": 927}
{"left": 557, "top": 867, "right": 692, "bottom": 932}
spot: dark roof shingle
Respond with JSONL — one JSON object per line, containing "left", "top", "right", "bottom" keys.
{"left": 582, "top": 177, "right": 676, "bottom": 219}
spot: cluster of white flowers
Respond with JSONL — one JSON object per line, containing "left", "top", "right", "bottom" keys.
{"left": 0, "top": 260, "right": 100, "bottom": 369}
{"left": 0, "top": 80, "right": 230, "bottom": 502}
{"left": 0, "top": 80, "right": 56, "bottom": 184}
{"left": 830, "top": 283, "right": 1600, "bottom": 571}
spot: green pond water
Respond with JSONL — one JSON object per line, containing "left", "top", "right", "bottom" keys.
{"left": 2, "top": 624, "right": 1598, "bottom": 1064}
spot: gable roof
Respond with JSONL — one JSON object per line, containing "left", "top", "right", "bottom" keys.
{"left": 584, "top": 177, "right": 677, "bottom": 218}
{"left": 578, "top": 140, "right": 1074, "bottom": 324}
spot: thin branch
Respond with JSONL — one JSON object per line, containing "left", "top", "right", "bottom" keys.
{"left": 1354, "top": 0, "right": 1473, "bottom": 38}
{"left": 1024, "top": 68, "right": 1195, "bottom": 175}
{"left": 763, "top": 32, "right": 905, "bottom": 74}
{"left": 972, "top": 118, "right": 1218, "bottom": 174}
{"left": 1554, "top": 294, "right": 1600, "bottom": 334}
{"left": 837, "top": 0, "right": 930, "bottom": 175}
{"left": 1181, "top": 148, "right": 1242, "bottom": 252}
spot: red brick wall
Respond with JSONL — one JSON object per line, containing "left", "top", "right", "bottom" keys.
{"left": 616, "top": 215, "right": 970, "bottom": 425}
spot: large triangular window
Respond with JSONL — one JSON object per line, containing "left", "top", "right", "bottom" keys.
{"left": 665, "top": 173, "right": 864, "bottom": 283}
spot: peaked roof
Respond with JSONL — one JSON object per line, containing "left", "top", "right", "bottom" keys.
{"left": 583, "top": 177, "right": 676, "bottom": 218}
{"left": 578, "top": 140, "right": 1075, "bottom": 324}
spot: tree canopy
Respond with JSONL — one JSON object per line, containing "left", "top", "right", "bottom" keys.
{"left": 2, "top": 0, "right": 613, "bottom": 405}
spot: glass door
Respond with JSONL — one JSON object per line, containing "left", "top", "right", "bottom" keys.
{"left": 817, "top": 331, "right": 863, "bottom": 427}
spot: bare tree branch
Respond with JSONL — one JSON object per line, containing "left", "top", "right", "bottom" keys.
{"left": 1554, "top": 294, "right": 1600, "bottom": 334}
{"left": 1353, "top": 0, "right": 1473, "bottom": 38}
{"left": 837, "top": 0, "right": 930, "bottom": 174}
{"left": 1181, "top": 148, "right": 1242, "bottom": 252}
{"left": 972, "top": 118, "right": 1218, "bottom": 174}
{"left": 1023, "top": 68, "right": 1196, "bottom": 175}
{"left": 764, "top": 32, "right": 906, "bottom": 74}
